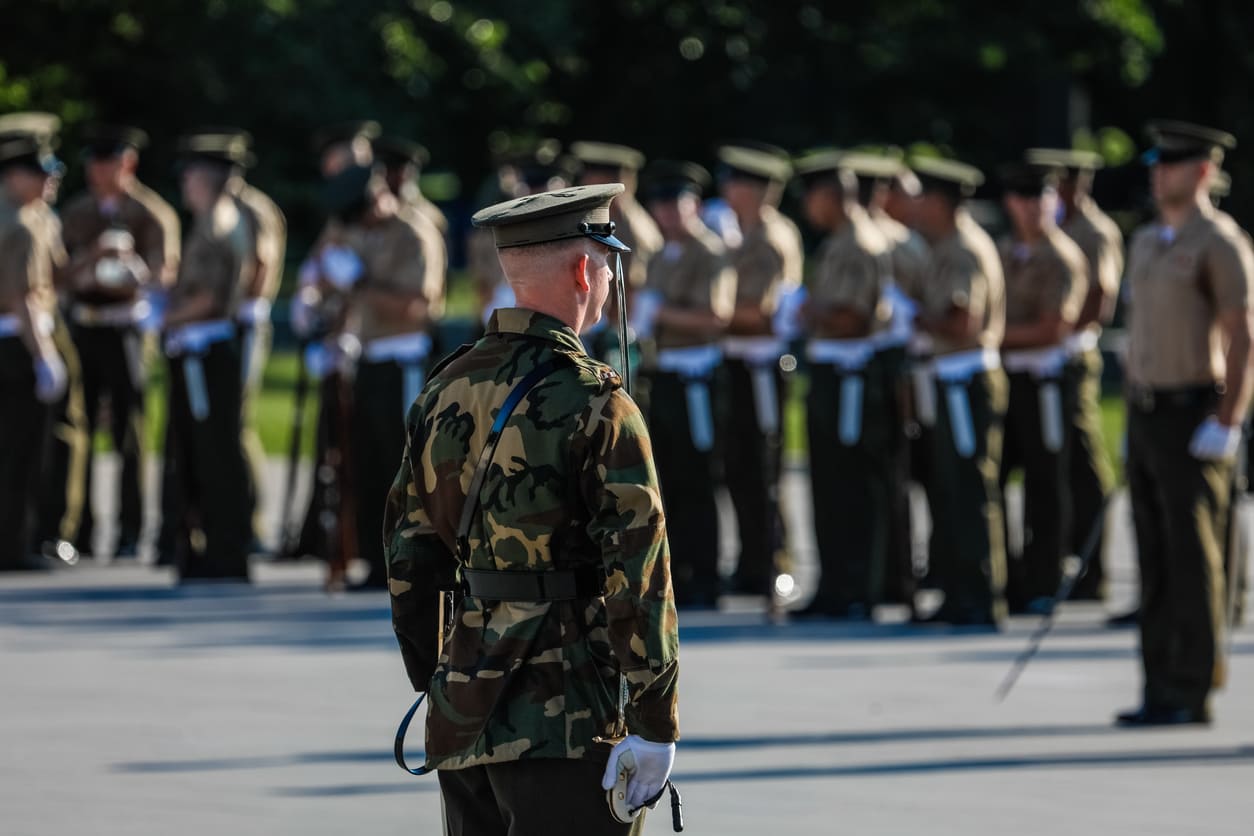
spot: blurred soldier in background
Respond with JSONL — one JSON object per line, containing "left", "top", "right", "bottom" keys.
{"left": 913, "top": 157, "right": 1009, "bottom": 628}
{"left": 58, "top": 125, "right": 178, "bottom": 559}
{"left": 1117, "top": 121, "right": 1253, "bottom": 726}
{"left": 573, "top": 140, "right": 662, "bottom": 384}
{"left": 716, "top": 143, "right": 803, "bottom": 601}
{"left": 314, "top": 161, "right": 446, "bottom": 590}
{"left": 1027, "top": 147, "right": 1123, "bottom": 604}
{"left": 160, "top": 135, "right": 256, "bottom": 582}
{"left": 996, "top": 162, "right": 1088, "bottom": 614}
{"left": 0, "top": 132, "right": 69, "bottom": 571}
{"left": 468, "top": 140, "right": 572, "bottom": 325}
{"left": 793, "top": 151, "right": 893, "bottom": 619}
{"left": 284, "top": 121, "right": 380, "bottom": 563}
{"left": 847, "top": 151, "right": 930, "bottom": 611}
{"left": 376, "top": 135, "right": 448, "bottom": 235}
{"left": 637, "top": 161, "right": 735, "bottom": 608}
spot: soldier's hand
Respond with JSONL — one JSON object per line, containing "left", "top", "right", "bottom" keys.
{"left": 33, "top": 353, "right": 68, "bottom": 404}
{"left": 601, "top": 735, "right": 676, "bottom": 812}
{"left": 1189, "top": 417, "right": 1242, "bottom": 461}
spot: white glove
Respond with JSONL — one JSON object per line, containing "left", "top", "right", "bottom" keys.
{"left": 34, "top": 354, "right": 68, "bottom": 404}
{"left": 600, "top": 735, "right": 675, "bottom": 812}
{"left": 1189, "top": 417, "right": 1242, "bottom": 461}
{"left": 319, "top": 246, "right": 364, "bottom": 290}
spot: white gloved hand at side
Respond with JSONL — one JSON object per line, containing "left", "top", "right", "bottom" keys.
{"left": 600, "top": 735, "right": 676, "bottom": 812}
{"left": 34, "top": 353, "right": 68, "bottom": 404}
{"left": 1188, "top": 417, "right": 1242, "bottom": 461}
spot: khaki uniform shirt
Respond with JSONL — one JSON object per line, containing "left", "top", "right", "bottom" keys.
{"left": 60, "top": 181, "right": 180, "bottom": 302}
{"left": 1125, "top": 202, "right": 1254, "bottom": 387}
{"left": 729, "top": 205, "right": 804, "bottom": 329}
{"left": 809, "top": 205, "right": 892, "bottom": 337}
{"left": 646, "top": 223, "right": 736, "bottom": 351}
{"left": 612, "top": 196, "right": 663, "bottom": 290}
{"left": 1062, "top": 196, "right": 1124, "bottom": 327}
{"left": 922, "top": 209, "right": 1006, "bottom": 355}
{"left": 872, "top": 209, "right": 931, "bottom": 302}
{"left": 0, "top": 197, "right": 56, "bottom": 322}
{"left": 168, "top": 194, "right": 252, "bottom": 322}
{"left": 344, "top": 209, "right": 446, "bottom": 343}
{"left": 999, "top": 227, "right": 1089, "bottom": 331}
{"left": 468, "top": 226, "right": 506, "bottom": 299}
{"left": 231, "top": 181, "right": 287, "bottom": 302}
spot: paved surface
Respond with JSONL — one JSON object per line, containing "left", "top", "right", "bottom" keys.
{"left": 2, "top": 457, "right": 1252, "bottom": 835}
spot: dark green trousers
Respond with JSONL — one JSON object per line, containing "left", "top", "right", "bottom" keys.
{"left": 806, "top": 362, "right": 893, "bottom": 610}
{"left": 1000, "top": 370, "right": 1072, "bottom": 605}
{"left": 69, "top": 321, "right": 145, "bottom": 553}
{"left": 162, "top": 338, "right": 254, "bottom": 581}
{"left": 647, "top": 370, "right": 721, "bottom": 606}
{"left": 871, "top": 346, "right": 917, "bottom": 605}
{"left": 930, "top": 368, "right": 1008, "bottom": 621}
{"left": 352, "top": 357, "right": 425, "bottom": 587}
{"left": 239, "top": 320, "right": 272, "bottom": 545}
{"left": 439, "top": 757, "right": 642, "bottom": 836}
{"left": 723, "top": 358, "right": 784, "bottom": 595}
{"left": 32, "top": 314, "right": 89, "bottom": 552}
{"left": 1066, "top": 348, "right": 1115, "bottom": 599}
{"left": 0, "top": 338, "right": 48, "bottom": 569}
{"left": 292, "top": 372, "right": 342, "bottom": 561}
{"left": 1126, "top": 389, "right": 1229, "bottom": 712}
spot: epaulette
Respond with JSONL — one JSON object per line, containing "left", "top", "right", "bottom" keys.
{"left": 568, "top": 351, "right": 623, "bottom": 394}
{"left": 427, "top": 343, "right": 474, "bottom": 381}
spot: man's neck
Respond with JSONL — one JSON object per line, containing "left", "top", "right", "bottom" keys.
{"left": 1014, "top": 225, "right": 1046, "bottom": 246}
{"left": 512, "top": 289, "right": 581, "bottom": 334}
{"left": 924, "top": 211, "right": 958, "bottom": 245}
{"left": 1159, "top": 193, "right": 1207, "bottom": 231}
{"left": 734, "top": 204, "right": 766, "bottom": 230}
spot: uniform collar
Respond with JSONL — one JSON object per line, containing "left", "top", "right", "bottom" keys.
{"left": 486, "top": 307, "right": 588, "bottom": 355}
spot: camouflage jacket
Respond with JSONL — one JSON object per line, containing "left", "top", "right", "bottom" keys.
{"left": 384, "top": 307, "right": 680, "bottom": 771}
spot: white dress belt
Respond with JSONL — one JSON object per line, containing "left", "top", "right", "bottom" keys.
{"left": 1002, "top": 345, "right": 1067, "bottom": 378}
{"left": 723, "top": 335, "right": 784, "bottom": 365}
{"left": 363, "top": 331, "right": 433, "bottom": 364}
{"left": 164, "top": 319, "right": 235, "bottom": 357}
{"left": 932, "top": 347, "right": 1001, "bottom": 382}
{"left": 807, "top": 338, "right": 877, "bottom": 372}
{"left": 656, "top": 344, "right": 722, "bottom": 377}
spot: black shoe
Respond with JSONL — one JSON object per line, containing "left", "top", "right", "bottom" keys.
{"left": 725, "top": 573, "right": 773, "bottom": 597}
{"left": 0, "top": 553, "right": 64, "bottom": 572}
{"left": 1115, "top": 705, "right": 1211, "bottom": 727}
{"left": 114, "top": 540, "right": 140, "bottom": 559}
{"left": 1107, "top": 607, "right": 1139, "bottom": 628}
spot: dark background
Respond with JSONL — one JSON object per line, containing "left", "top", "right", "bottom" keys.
{"left": 2, "top": 0, "right": 1251, "bottom": 279}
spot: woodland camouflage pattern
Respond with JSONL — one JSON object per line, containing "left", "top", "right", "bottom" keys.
{"left": 385, "top": 307, "right": 680, "bottom": 771}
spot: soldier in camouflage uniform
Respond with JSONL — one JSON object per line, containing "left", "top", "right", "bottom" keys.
{"left": 385, "top": 184, "right": 678, "bottom": 834}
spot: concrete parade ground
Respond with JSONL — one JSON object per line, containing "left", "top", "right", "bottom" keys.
{"left": 2, "top": 456, "right": 1252, "bottom": 835}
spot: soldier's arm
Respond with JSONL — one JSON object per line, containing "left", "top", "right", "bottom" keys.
{"left": 920, "top": 254, "right": 985, "bottom": 343}
{"left": 805, "top": 249, "right": 879, "bottom": 338}
{"left": 579, "top": 389, "right": 680, "bottom": 743}
{"left": 1206, "top": 233, "right": 1254, "bottom": 425}
{"left": 1003, "top": 253, "right": 1082, "bottom": 350}
{"left": 728, "top": 243, "right": 783, "bottom": 333}
{"left": 385, "top": 410, "right": 458, "bottom": 690}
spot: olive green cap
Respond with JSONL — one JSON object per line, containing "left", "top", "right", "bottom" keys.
{"left": 837, "top": 151, "right": 906, "bottom": 181}
{"left": 311, "top": 120, "right": 381, "bottom": 155}
{"left": 911, "top": 156, "right": 984, "bottom": 198}
{"left": 571, "top": 141, "right": 646, "bottom": 172}
{"left": 716, "top": 144, "right": 793, "bottom": 183}
{"left": 642, "top": 160, "right": 711, "bottom": 201}
{"left": 0, "top": 135, "right": 61, "bottom": 175}
{"left": 375, "top": 135, "right": 430, "bottom": 168}
{"left": 1143, "top": 119, "right": 1236, "bottom": 165}
{"left": 471, "top": 183, "right": 630, "bottom": 252}
{"left": 999, "top": 161, "right": 1061, "bottom": 196}
{"left": 1024, "top": 147, "right": 1104, "bottom": 173}
{"left": 177, "top": 131, "right": 255, "bottom": 168}
{"left": 83, "top": 124, "right": 148, "bottom": 158}
{"left": 0, "top": 111, "right": 61, "bottom": 142}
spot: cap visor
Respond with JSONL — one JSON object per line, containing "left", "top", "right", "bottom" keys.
{"left": 588, "top": 232, "right": 631, "bottom": 253}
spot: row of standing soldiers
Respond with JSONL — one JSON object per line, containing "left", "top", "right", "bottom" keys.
{"left": 2, "top": 115, "right": 1249, "bottom": 720}
{"left": 0, "top": 113, "right": 450, "bottom": 587}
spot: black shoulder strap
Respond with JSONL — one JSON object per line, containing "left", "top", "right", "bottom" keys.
{"left": 455, "top": 358, "right": 565, "bottom": 560}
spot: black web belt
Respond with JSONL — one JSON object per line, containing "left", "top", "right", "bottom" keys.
{"left": 453, "top": 353, "right": 605, "bottom": 603}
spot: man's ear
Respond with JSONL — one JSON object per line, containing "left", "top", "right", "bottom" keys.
{"left": 573, "top": 252, "right": 591, "bottom": 292}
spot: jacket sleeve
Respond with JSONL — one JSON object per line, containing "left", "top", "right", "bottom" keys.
{"left": 579, "top": 387, "right": 680, "bottom": 743}
{"left": 385, "top": 401, "right": 459, "bottom": 691}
